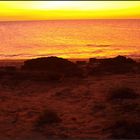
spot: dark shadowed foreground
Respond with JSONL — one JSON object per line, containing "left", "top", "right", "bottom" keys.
{"left": 0, "top": 56, "right": 140, "bottom": 139}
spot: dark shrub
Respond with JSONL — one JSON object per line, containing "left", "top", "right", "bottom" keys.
{"left": 88, "top": 55, "right": 137, "bottom": 75}
{"left": 107, "top": 120, "right": 140, "bottom": 139}
{"left": 116, "top": 103, "right": 140, "bottom": 113}
{"left": 107, "top": 87, "right": 139, "bottom": 101}
{"left": 35, "top": 109, "right": 62, "bottom": 127}
{"left": 91, "top": 102, "right": 106, "bottom": 114}
{"left": 21, "top": 56, "right": 82, "bottom": 77}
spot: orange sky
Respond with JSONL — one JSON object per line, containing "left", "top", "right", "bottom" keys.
{"left": 0, "top": 1, "right": 140, "bottom": 21}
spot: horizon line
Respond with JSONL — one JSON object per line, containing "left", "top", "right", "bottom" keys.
{"left": 0, "top": 55, "right": 139, "bottom": 61}
{"left": 0, "top": 18, "right": 140, "bottom": 22}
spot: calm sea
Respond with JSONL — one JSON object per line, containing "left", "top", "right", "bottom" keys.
{"left": 0, "top": 19, "right": 140, "bottom": 60}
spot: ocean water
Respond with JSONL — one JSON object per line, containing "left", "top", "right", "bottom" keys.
{"left": 0, "top": 19, "right": 140, "bottom": 59}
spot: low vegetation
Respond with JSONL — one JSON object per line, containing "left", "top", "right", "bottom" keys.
{"left": 0, "top": 56, "right": 140, "bottom": 83}
{"left": 107, "top": 120, "right": 140, "bottom": 139}
{"left": 35, "top": 109, "right": 62, "bottom": 128}
{"left": 107, "top": 87, "right": 139, "bottom": 101}
{"left": 103, "top": 86, "right": 140, "bottom": 139}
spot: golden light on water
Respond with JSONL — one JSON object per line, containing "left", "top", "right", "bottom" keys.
{"left": 0, "top": 1, "right": 140, "bottom": 59}
{"left": 0, "top": 1, "right": 140, "bottom": 21}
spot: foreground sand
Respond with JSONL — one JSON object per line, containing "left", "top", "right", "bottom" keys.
{"left": 0, "top": 74, "right": 140, "bottom": 139}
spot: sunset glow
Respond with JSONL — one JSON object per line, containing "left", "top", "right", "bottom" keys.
{"left": 0, "top": 3, "right": 140, "bottom": 140}
{"left": 0, "top": 1, "right": 140, "bottom": 60}
{"left": 0, "top": 1, "right": 140, "bottom": 21}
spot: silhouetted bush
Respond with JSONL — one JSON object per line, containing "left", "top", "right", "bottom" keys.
{"left": 35, "top": 109, "right": 62, "bottom": 128}
{"left": 89, "top": 55, "right": 138, "bottom": 75}
{"left": 89, "top": 55, "right": 136, "bottom": 66}
{"left": 107, "top": 87, "right": 139, "bottom": 101}
{"left": 21, "top": 56, "right": 82, "bottom": 77}
{"left": 104, "top": 84, "right": 140, "bottom": 139}
{"left": 107, "top": 120, "right": 140, "bottom": 139}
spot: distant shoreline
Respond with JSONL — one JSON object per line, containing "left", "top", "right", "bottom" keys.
{"left": 0, "top": 56, "right": 139, "bottom": 62}
{"left": 0, "top": 19, "right": 140, "bottom": 23}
